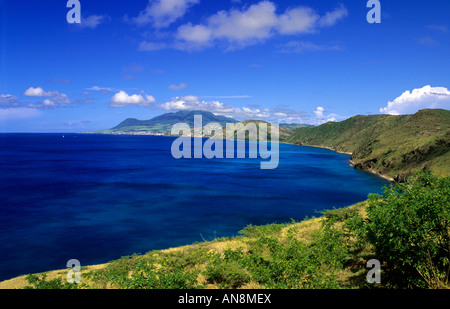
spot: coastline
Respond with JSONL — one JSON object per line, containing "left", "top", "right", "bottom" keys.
{"left": 86, "top": 132, "right": 395, "bottom": 182}
{"left": 282, "top": 142, "right": 353, "bottom": 156}
{"left": 280, "top": 142, "right": 395, "bottom": 182}
{"left": 283, "top": 141, "right": 395, "bottom": 182}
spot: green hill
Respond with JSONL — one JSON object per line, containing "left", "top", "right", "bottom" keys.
{"left": 286, "top": 109, "right": 450, "bottom": 181}
{"left": 218, "top": 120, "right": 307, "bottom": 142}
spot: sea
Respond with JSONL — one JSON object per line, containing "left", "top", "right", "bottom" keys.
{"left": 0, "top": 133, "right": 389, "bottom": 282}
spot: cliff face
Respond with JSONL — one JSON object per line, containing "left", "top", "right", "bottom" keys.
{"left": 286, "top": 109, "right": 450, "bottom": 181}
{"left": 352, "top": 131, "right": 450, "bottom": 181}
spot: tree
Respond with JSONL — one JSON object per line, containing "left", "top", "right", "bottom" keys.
{"left": 363, "top": 172, "right": 450, "bottom": 288}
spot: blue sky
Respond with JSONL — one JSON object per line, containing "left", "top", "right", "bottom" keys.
{"left": 0, "top": 0, "right": 449, "bottom": 132}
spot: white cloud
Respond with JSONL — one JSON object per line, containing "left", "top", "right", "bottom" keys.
{"left": 174, "top": 1, "right": 348, "bottom": 50}
{"left": 158, "top": 95, "right": 219, "bottom": 111}
{"left": 62, "top": 119, "right": 93, "bottom": 129}
{"left": 157, "top": 95, "right": 270, "bottom": 119}
{"left": 380, "top": 85, "right": 450, "bottom": 115}
{"left": 0, "top": 107, "right": 42, "bottom": 121}
{"left": 312, "top": 106, "right": 341, "bottom": 125}
{"left": 110, "top": 91, "right": 156, "bottom": 107}
{"left": 24, "top": 87, "right": 56, "bottom": 97}
{"left": 207, "top": 1, "right": 278, "bottom": 42}
{"left": 48, "top": 93, "right": 71, "bottom": 104}
{"left": 427, "top": 24, "right": 448, "bottom": 33}
{"left": 78, "top": 14, "right": 109, "bottom": 29}
{"left": 138, "top": 41, "right": 168, "bottom": 51}
{"left": 131, "top": 0, "right": 199, "bottom": 28}
{"left": 42, "top": 99, "right": 56, "bottom": 107}
{"left": 176, "top": 1, "right": 278, "bottom": 49}
{"left": 156, "top": 95, "right": 309, "bottom": 123}
{"left": 277, "top": 6, "right": 319, "bottom": 35}
{"left": 417, "top": 37, "right": 439, "bottom": 47}
{"left": 86, "top": 86, "right": 116, "bottom": 94}
{"left": 168, "top": 82, "right": 188, "bottom": 90}
{"left": 23, "top": 87, "right": 72, "bottom": 108}
{"left": 278, "top": 40, "right": 343, "bottom": 53}
{"left": 318, "top": 3, "right": 348, "bottom": 27}
{"left": 176, "top": 24, "right": 213, "bottom": 49}
{"left": 0, "top": 94, "right": 20, "bottom": 107}
{"left": 313, "top": 106, "right": 325, "bottom": 118}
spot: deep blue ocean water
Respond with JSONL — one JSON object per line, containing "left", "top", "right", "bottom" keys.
{"left": 0, "top": 133, "right": 389, "bottom": 281}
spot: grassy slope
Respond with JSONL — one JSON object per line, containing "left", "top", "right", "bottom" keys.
{"left": 220, "top": 120, "right": 294, "bottom": 142}
{"left": 286, "top": 109, "right": 450, "bottom": 180}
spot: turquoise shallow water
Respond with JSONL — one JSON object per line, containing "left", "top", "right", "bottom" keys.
{"left": 0, "top": 133, "right": 389, "bottom": 281}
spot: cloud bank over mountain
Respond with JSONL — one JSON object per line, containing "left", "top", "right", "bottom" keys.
{"left": 380, "top": 85, "right": 450, "bottom": 115}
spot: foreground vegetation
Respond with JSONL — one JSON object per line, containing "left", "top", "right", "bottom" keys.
{"left": 5, "top": 172, "right": 447, "bottom": 289}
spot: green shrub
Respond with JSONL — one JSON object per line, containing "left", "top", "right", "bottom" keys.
{"left": 205, "top": 261, "right": 251, "bottom": 289}
{"left": 126, "top": 259, "right": 201, "bottom": 289}
{"left": 24, "top": 273, "right": 79, "bottom": 289}
{"left": 240, "top": 233, "right": 344, "bottom": 289}
{"left": 311, "top": 223, "right": 349, "bottom": 269}
{"left": 320, "top": 206, "right": 360, "bottom": 224}
{"left": 239, "top": 223, "right": 285, "bottom": 238}
{"left": 204, "top": 248, "right": 251, "bottom": 288}
{"left": 363, "top": 172, "right": 450, "bottom": 288}
{"left": 85, "top": 254, "right": 142, "bottom": 288}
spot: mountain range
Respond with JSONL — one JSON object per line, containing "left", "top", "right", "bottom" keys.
{"left": 101, "top": 110, "right": 239, "bottom": 135}
{"left": 92, "top": 110, "right": 308, "bottom": 136}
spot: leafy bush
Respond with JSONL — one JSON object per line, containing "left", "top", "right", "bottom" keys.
{"left": 204, "top": 248, "right": 251, "bottom": 288}
{"left": 24, "top": 273, "right": 79, "bottom": 289}
{"left": 311, "top": 223, "right": 349, "bottom": 269}
{"left": 320, "top": 206, "right": 361, "bottom": 224}
{"left": 125, "top": 258, "right": 201, "bottom": 289}
{"left": 239, "top": 230, "right": 346, "bottom": 289}
{"left": 363, "top": 172, "right": 450, "bottom": 288}
{"left": 205, "top": 262, "right": 251, "bottom": 288}
{"left": 238, "top": 223, "right": 285, "bottom": 238}
{"left": 85, "top": 254, "right": 141, "bottom": 288}
{"left": 241, "top": 237, "right": 310, "bottom": 289}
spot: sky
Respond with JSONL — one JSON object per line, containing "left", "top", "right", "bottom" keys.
{"left": 0, "top": 0, "right": 449, "bottom": 132}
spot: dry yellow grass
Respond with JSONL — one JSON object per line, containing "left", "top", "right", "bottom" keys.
{"left": 0, "top": 263, "right": 108, "bottom": 289}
